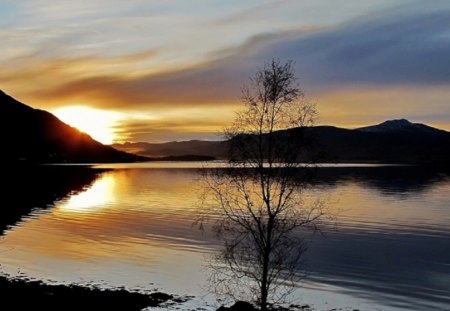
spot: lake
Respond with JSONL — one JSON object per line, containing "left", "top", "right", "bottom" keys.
{"left": 0, "top": 163, "right": 449, "bottom": 310}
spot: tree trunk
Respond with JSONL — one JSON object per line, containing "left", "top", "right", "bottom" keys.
{"left": 260, "top": 249, "right": 269, "bottom": 311}
{"left": 260, "top": 216, "right": 274, "bottom": 311}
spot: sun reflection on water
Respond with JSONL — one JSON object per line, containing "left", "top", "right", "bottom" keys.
{"left": 0, "top": 167, "right": 448, "bottom": 311}
{"left": 60, "top": 174, "right": 116, "bottom": 213}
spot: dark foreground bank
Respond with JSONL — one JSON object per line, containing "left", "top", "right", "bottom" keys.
{"left": 0, "top": 276, "right": 342, "bottom": 311}
{"left": 0, "top": 275, "right": 173, "bottom": 310}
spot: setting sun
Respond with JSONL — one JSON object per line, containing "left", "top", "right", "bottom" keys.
{"left": 52, "top": 106, "right": 122, "bottom": 144}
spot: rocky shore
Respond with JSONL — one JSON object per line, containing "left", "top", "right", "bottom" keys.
{"left": 0, "top": 275, "right": 173, "bottom": 310}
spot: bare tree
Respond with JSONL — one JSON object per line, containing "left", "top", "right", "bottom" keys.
{"left": 201, "top": 59, "right": 327, "bottom": 310}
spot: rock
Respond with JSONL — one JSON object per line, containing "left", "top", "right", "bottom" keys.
{"left": 149, "top": 292, "right": 173, "bottom": 302}
{"left": 217, "top": 301, "right": 258, "bottom": 311}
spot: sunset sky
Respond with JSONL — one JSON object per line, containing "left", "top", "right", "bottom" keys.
{"left": 1, "top": 0, "right": 449, "bottom": 144}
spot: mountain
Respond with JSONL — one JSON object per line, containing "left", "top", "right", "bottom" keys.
{"left": 357, "top": 119, "right": 449, "bottom": 137}
{"left": 113, "top": 119, "right": 450, "bottom": 164}
{"left": 0, "top": 90, "right": 145, "bottom": 163}
{"left": 112, "top": 140, "right": 228, "bottom": 159}
{"left": 303, "top": 121, "right": 450, "bottom": 164}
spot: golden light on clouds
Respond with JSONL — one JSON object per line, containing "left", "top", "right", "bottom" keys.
{"left": 0, "top": 1, "right": 448, "bottom": 142}
{"left": 52, "top": 106, "right": 123, "bottom": 144}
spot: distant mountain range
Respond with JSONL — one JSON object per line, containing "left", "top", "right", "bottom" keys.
{"left": 302, "top": 120, "right": 450, "bottom": 164}
{"left": 2, "top": 90, "right": 449, "bottom": 164}
{"left": 0, "top": 90, "right": 144, "bottom": 163}
{"left": 113, "top": 119, "right": 450, "bottom": 164}
{"left": 112, "top": 140, "right": 228, "bottom": 159}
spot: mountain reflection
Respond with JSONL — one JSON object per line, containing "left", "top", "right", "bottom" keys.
{"left": 312, "top": 165, "right": 450, "bottom": 196}
{"left": 0, "top": 166, "right": 104, "bottom": 234}
{"left": 0, "top": 165, "right": 448, "bottom": 310}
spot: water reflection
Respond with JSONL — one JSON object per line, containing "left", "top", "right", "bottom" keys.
{"left": 0, "top": 166, "right": 103, "bottom": 234}
{"left": 61, "top": 174, "right": 116, "bottom": 213}
{"left": 0, "top": 168, "right": 214, "bottom": 295}
{"left": 312, "top": 165, "right": 450, "bottom": 197}
{"left": 305, "top": 227, "right": 450, "bottom": 310}
{"left": 0, "top": 165, "right": 448, "bottom": 311}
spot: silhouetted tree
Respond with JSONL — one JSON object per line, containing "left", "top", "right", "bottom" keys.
{"left": 201, "top": 59, "right": 327, "bottom": 310}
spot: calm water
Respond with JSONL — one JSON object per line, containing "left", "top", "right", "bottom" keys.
{"left": 0, "top": 164, "right": 449, "bottom": 310}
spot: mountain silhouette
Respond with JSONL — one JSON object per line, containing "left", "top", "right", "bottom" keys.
{"left": 112, "top": 140, "right": 228, "bottom": 159}
{"left": 0, "top": 90, "right": 145, "bottom": 163}
{"left": 301, "top": 121, "right": 450, "bottom": 164}
{"left": 114, "top": 119, "right": 450, "bottom": 164}
{"left": 357, "top": 119, "right": 449, "bottom": 136}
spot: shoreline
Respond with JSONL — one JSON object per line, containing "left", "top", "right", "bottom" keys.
{"left": 0, "top": 275, "right": 175, "bottom": 310}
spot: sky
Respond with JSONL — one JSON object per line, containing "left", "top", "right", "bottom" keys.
{"left": 1, "top": 0, "right": 449, "bottom": 143}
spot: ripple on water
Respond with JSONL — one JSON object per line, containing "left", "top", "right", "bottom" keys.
{"left": 0, "top": 165, "right": 449, "bottom": 311}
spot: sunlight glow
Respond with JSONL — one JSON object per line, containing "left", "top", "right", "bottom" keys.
{"left": 60, "top": 175, "right": 116, "bottom": 213}
{"left": 52, "top": 106, "right": 123, "bottom": 144}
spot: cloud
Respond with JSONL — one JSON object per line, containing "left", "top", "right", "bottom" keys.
{"left": 112, "top": 106, "right": 236, "bottom": 142}
{"left": 2, "top": 1, "right": 420, "bottom": 102}
{"left": 190, "top": 1, "right": 450, "bottom": 92}
{"left": 263, "top": 2, "right": 450, "bottom": 88}
{"left": 2, "top": 0, "right": 450, "bottom": 140}
{"left": 17, "top": 1, "right": 448, "bottom": 110}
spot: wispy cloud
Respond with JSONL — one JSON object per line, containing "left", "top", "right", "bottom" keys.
{"left": 1, "top": 0, "right": 449, "bottom": 141}
{"left": 269, "top": 2, "right": 450, "bottom": 88}
{"left": 27, "top": 2, "right": 450, "bottom": 105}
